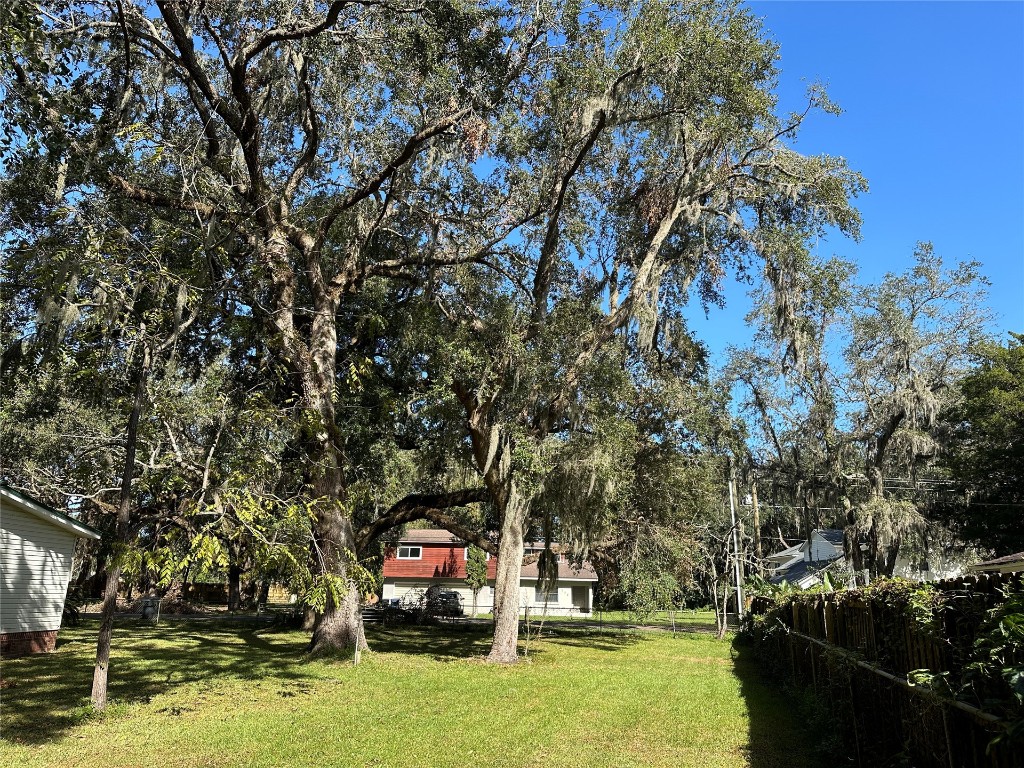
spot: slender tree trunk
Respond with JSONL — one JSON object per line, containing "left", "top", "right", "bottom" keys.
{"left": 301, "top": 605, "right": 317, "bottom": 631}
{"left": 801, "top": 491, "right": 812, "bottom": 544}
{"left": 91, "top": 343, "right": 150, "bottom": 710}
{"left": 227, "top": 556, "right": 242, "bottom": 611}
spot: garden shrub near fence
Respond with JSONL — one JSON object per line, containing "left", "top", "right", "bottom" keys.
{"left": 743, "top": 573, "right": 1023, "bottom": 767}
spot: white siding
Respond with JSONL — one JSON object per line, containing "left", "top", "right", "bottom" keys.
{"left": 522, "top": 581, "right": 592, "bottom": 616}
{"left": 808, "top": 533, "right": 841, "bottom": 562}
{"left": 383, "top": 578, "right": 594, "bottom": 615}
{"left": 387, "top": 579, "right": 490, "bottom": 612}
{"left": 1, "top": 502, "right": 78, "bottom": 634}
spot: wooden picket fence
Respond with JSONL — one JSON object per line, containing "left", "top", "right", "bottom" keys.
{"left": 748, "top": 572, "right": 1022, "bottom": 767}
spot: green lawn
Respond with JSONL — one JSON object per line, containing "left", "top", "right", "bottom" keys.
{"left": 556, "top": 609, "right": 718, "bottom": 628}
{"left": 0, "top": 620, "right": 813, "bottom": 768}
{"left": 470, "top": 609, "right": 718, "bottom": 629}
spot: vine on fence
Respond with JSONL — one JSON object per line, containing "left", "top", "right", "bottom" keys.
{"left": 742, "top": 573, "right": 1024, "bottom": 759}
{"left": 963, "top": 581, "right": 1024, "bottom": 742}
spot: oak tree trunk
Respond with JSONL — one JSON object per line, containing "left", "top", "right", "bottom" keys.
{"left": 307, "top": 495, "right": 368, "bottom": 655}
{"left": 278, "top": 281, "right": 367, "bottom": 656}
{"left": 487, "top": 503, "right": 528, "bottom": 663}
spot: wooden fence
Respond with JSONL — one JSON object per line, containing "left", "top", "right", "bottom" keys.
{"left": 748, "top": 573, "right": 1022, "bottom": 768}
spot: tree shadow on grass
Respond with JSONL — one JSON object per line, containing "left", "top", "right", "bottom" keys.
{"left": 1, "top": 619, "right": 314, "bottom": 745}
{"left": 730, "top": 637, "right": 827, "bottom": 768}
{"left": 539, "top": 627, "right": 646, "bottom": 653}
{"left": 366, "top": 623, "right": 494, "bottom": 661}
{"left": 363, "top": 623, "right": 647, "bottom": 661}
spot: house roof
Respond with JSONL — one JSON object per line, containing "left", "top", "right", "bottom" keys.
{"left": 521, "top": 558, "right": 598, "bottom": 582}
{"left": 399, "top": 529, "right": 467, "bottom": 544}
{"left": 766, "top": 543, "right": 804, "bottom": 563}
{"left": 968, "top": 551, "right": 1024, "bottom": 573}
{"left": 815, "top": 529, "right": 845, "bottom": 547}
{"left": 769, "top": 557, "right": 841, "bottom": 587}
{"left": 0, "top": 485, "right": 102, "bottom": 540}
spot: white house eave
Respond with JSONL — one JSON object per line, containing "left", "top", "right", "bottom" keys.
{"left": 0, "top": 486, "right": 102, "bottom": 540}
{"left": 969, "top": 563, "right": 1024, "bottom": 574}
{"left": 767, "top": 544, "right": 805, "bottom": 561}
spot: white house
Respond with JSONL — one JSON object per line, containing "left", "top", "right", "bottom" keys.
{"left": 968, "top": 551, "right": 1024, "bottom": 575}
{"left": 767, "top": 529, "right": 846, "bottom": 589}
{"left": 767, "top": 527, "right": 968, "bottom": 588}
{"left": 1, "top": 485, "right": 101, "bottom": 656}
{"left": 381, "top": 529, "right": 597, "bottom": 616}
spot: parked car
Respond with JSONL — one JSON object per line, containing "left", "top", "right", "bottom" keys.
{"left": 427, "top": 588, "right": 464, "bottom": 617}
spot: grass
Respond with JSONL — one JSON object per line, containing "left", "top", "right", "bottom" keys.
{"left": 469, "top": 609, "right": 718, "bottom": 629}
{"left": 562, "top": 609, "right": 717, "bottom": 628}
{"left": 0, "top": 620, "right": 815, "bottom": 768}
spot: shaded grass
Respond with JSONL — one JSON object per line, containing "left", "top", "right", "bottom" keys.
{"left": 1, "top": 619, "right": 814, "bottom": 768}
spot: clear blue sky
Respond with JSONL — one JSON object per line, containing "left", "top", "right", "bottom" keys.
{"left": 686, "top": 0, "right": 1024, "bottom": 365}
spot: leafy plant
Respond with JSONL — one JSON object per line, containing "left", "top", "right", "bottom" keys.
{"left": 964, "top": 583, "right": 1024, "bottom": 721}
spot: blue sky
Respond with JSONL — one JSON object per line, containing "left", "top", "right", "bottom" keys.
{"left": 686, "top": 0, "right": 1024, "bottom": 365}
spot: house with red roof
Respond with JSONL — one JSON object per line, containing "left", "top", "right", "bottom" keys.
{"left": 381, "top": 529, "right": 597, "bottom": 616}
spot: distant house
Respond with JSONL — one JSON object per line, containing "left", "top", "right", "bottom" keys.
{"left": 1, "top": 485, "right": 101, "bottom": 657}
{"left": 767, "top": 529, "right": 846, "bottom": 589}
{"left": 967, "top": 551, "right": 1024, "bottom": 575}
{"left": 381, "top": 529, "right": 597, "bottom": 616}
{"left": 767, "top": 527, "right": 969, "bottom": 588}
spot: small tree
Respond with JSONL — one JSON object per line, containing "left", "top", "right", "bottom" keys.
{"left": 465, "top": 546, "right": 488, "bottom": 619}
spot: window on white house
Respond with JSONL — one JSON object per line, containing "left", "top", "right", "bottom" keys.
{"left": 397, "top": 546, "right": 422, "bottom": 559}
{"left": 534, "top": 586, "right": 559, "bottom": 604}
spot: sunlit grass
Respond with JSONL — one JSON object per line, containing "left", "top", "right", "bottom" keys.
{"left": 470, "top": 609, "right": 717, "bottom": 628}
{"left": 0, "top": 620, "right": 811, "bottom": 768}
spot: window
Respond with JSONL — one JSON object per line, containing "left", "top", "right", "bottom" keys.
{"left": 534, "top": 586, "right": 559, "bottom": 605}
{"left": 397, "top": 545, "right": 422, "bottom": 559}
{"left": 464, "top": 548, "right": 491, "bottom": 561}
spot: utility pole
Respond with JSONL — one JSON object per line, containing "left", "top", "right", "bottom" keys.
{"left": 728, "top": 460, "right": 744, "bottom": 623}
{"left": 751, "top": 480, "right": 762, "bottom": 562}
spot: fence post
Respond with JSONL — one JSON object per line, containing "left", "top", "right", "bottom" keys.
{"left": 849, "top": 674, "right": 862, "bottom": 768}
{"left": 867, "top": 600, "right": 878, "bottom": 661}
{"left": 940, "top": 707, "right": 956, "bottom": 768}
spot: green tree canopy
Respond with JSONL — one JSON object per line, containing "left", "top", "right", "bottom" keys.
{"left": 930, "top": 334, "right": 1024, "bottom": 555}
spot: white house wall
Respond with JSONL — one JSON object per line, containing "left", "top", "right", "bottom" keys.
{"left": 385, "top": 580, "right": 494, "bottom": 613}
{"left": 893, "top": 552, "right": 965, "bottom": 582}
{"left": 807, "top": 533, "right": 841, "bottom": 562}
{"left": 1, "top": 503, "right": 78, "bottom": 634}
{"left": 384, "top": 578, "right": 593, "bottom": 615}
